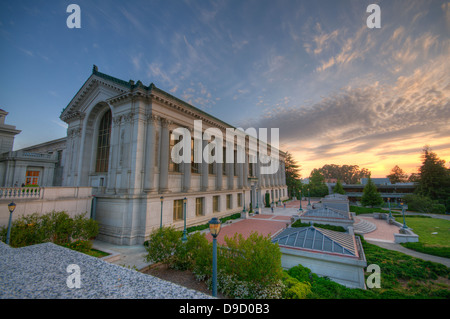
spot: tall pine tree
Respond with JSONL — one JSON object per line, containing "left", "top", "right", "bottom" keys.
{"left": 416, "top": 146, "right": 450, "bottom": 210}
{"left": 284, "top": 152, "right": 302, "bottom": 198}
{"left": 361, "top": 176, "right": 383, "bottom": 207}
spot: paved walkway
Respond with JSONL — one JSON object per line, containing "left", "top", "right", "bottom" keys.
{"left": 93, "top": 200, "right": 450, "bottom": 269}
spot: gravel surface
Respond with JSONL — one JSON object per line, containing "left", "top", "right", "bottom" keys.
{"left": 0, "top": 242, "right": 213, "bottom": 299}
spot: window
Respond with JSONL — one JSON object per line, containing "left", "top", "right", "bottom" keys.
{"left": 95, "top": 109, "right": 112, "bottom": 172}
{"left": 173, "top": 199, "right": 183, "bottom": 221}
{"left": 237, "top": 193, "right": 242, "bottom": 207}
{"left": 208, "top": 146, "right": 215, "bottom": 174}
{"left": 169, "top": 131, "right": 180, "bottom": 172}
{"left": 196, "top": 198, "right": 204, "bottom": 216}
{"left": 234, "top": 150, "right": 238, "bottom": 176}
{"left": 25, "top": 170, "right": 40, "bottom": 185}
{"left": 226, "top": 194, "right": 232, "bottom": 210}
{"left": 213, "top": 195, "right": 220, "bottom": 213}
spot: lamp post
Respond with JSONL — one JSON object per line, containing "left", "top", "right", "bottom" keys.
{"left": 209, "top": 217, "right": 222, "bottom": 297}
{"left": 387, "top": 197, "right": 392, "bottom": 219}
{"left": 256, "top": 188, "right": 259, "bottom": 215}
{"left": 298, "top": 190, "right": 303, "bottom": 212}
{"left": 242, "top": 190, "right": 246, "bottom": 213}
{"left": 6, "top": 202, "right": 16, "bottom": 245}
{"left": 307, "top": 187, "right": 311, "bottom": 207}
{"left": 401, "top": 201, "right": 408, "bottom": 229}
{"left": 182, "top": 197, "right": 187, "bottom": 242}
{"left": 160, "top": 196, "right": 164, "bottom": 230}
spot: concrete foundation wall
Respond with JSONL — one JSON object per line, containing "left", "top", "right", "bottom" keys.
{"left": 279, "top": 246, "right": 367, "bottom": 289}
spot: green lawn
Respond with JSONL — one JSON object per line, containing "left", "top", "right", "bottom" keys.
{"left": 393, "top": 215, "right": 450, "bottom": 258}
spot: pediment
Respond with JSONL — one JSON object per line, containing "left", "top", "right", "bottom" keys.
{"left": 60, "top": 72, "right": 130, "bottom": 123}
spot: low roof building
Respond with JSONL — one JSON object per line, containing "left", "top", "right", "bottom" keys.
{"left": 273, "top": 226, "right": 367, "bottom": 289}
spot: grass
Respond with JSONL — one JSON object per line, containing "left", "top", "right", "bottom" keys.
{"left": 285, "top": 237, "right": 450, "bottom": 299}
{"left": 393, "top": 215, "right": 450, "bottom": 258}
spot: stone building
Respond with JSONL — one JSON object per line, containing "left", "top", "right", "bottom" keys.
{"left": 59, "top": 65, "right": 288, "bottom": 245}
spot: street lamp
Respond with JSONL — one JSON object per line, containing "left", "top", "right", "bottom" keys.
{"left": 160, "top": 196, "right": 164, "bottom": 229}
{"left": 307, "top": 187, "right": 311, "bottom": 207}
{"left": 298, "top": 190, "right": 303, "bottom": 212}
{"left": 256, "top": 188, "right": 259, "bottom": 215}
{"left": 182, "top": 197, "right": 187, "bottom": 242}
{"left": 401, "top": 201, "right": 408, "bottom": 229}
{"left": 209, "top": 217, "right": 222, "bottom": 297}
{"left": 6, "top": 202, "right": 16, "bottom": 245}
{"left": 387, "top": 197, "right": 392, "bottom": 219}
{"left": 242, "top": 190, "right": 246, "bottom": 213}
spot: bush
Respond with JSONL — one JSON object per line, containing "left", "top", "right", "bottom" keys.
{"left": 144, "top": 227, "right": 183, "bottom": 266}
{"left": 281, "top": 272, "right": 311, "bottom": 299}
{"left": 291, "top": 220, "right": 346, "bottom": 232}
{"left": 402, "top": 194, "right": 446, "bottom": 214}
{"left": 221, "top": 232, "right": 283, "bottom": 289}
{"left": 0, "top": 211, "right": 98, "bottom": 247}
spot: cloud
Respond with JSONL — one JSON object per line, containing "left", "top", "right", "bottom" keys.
{"left": 242, "top": 52, "right": 450, "bottom": 163}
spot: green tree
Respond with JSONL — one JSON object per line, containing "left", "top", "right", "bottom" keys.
{"left": 318, "top": 164, "right": 371, "bottom": 184}
{"left": 307, "top": 169, "right": 329, "bottom": 197}
{"left": 284, "top": 152, "right": 301, "bottom": 198}
{"left": 361, "top": 176, "right": 383, "bottom": 207}
{"left": 332, "top": 180, "right": 346, "bottom": 195}
{"left": 387, "top": 165, "right": 408, "bottom": 184}
{"left": 416, "top": 146, "right": 450, "bottom": 210}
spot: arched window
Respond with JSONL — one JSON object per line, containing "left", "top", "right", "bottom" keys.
{"left": 95, "top": 109, "right": 112, "bottom": 172}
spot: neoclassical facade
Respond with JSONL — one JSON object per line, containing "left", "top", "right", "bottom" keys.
{"left": 60, "top": 66, "right": 288, "bottom": 245}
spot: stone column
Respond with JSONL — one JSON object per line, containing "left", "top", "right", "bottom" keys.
{"left": 158, "top": 118, "right": 170, "bottom": 193}
{"left": 201, "top": 139, "right": 209, "bottom": 191}
{"left": 107, "top": 115, "right": 121, "bottom": 192}
{"left": 243, "top": 153, "right": 249, "bottom": 189}
{"left": 143, "top": 115, "right": 158, "bottom": 192}
{"left": 215, "top": 154, "right": 221, "bottom": 191}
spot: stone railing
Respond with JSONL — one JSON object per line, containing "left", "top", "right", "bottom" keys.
{"left": 0, "top": 151, "right": 57, "bottom": 161}
{"left": 0, "top": 187, "right": 43, "bottom": 200}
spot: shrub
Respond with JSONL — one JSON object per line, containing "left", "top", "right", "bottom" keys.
{"left": 0, "top": 211, "right": 98, "bottom": 248}
{"left": 144, "top": 227, "right": 182, "bottom": 266}
{"left": 281, "top": 272, "right": 311, "bottom": 299}
{"left": 208, "top": 270, "right": 284, "bottom": 299}
{"left": 291, "top": 220, "right": 346, "bottom": 232}
{"left": 222, "top": 232, "right": 283, "bottom": 288}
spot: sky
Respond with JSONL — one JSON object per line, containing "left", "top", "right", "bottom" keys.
{"left": 0, "top": 0, "right": 449, "bottom": 178}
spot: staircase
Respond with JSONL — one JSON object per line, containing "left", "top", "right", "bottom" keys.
{"left": 353, "top": 217, "right": 377, "bottom": 234}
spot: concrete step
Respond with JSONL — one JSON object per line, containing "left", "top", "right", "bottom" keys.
{"left": 354, "top": 218, "right": 377, "bottom": 234}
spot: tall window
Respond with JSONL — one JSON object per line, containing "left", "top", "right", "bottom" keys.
{"left": 169, "top": 131, "right": 180, "bottom": 172}
{"left": 191, "top": 138, "right": 199, "bottom": 173}
{"left": 226, "top": 194, "right": 232, "bottom": 210}
{"left": 173, "top": 199, "right": 183, "bottom": 221}
{"left": 196, "top": 197, "right": 204, "bottom": 216}
{"left": 95, "top": 109, "right": 112, "bottom": 172}
{"left": 213, "top": 195, "right": 220, "bottom": 213}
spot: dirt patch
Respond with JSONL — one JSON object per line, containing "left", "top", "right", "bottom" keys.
{"left": 141, "top": 263, "right": 227, "bottom": 299}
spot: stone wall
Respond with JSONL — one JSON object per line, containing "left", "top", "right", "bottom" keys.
{"left": 0, "top": 187, "right": 93, "bottom": 226}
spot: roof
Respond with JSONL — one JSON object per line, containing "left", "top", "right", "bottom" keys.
{"left": 60, "top": 65, "right": 286, "bottom": 156}
{"left": 301, "top": 207, "right": 351, "bottom": 220}
{"left": 272, "top": 226, "right": 357, "bottom": 257}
